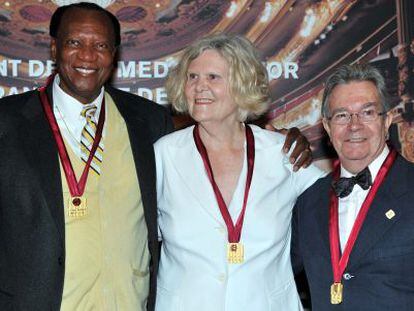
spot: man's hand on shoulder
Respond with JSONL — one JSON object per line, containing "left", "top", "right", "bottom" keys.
{"left": 265, "top": 124, "right": 312, "bottom": 172}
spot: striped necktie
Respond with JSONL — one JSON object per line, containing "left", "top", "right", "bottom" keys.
{"left": 80, "top": 104, "right": 104, "bottom": 175}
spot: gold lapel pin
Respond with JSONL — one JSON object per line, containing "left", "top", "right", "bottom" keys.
{"left": 385, "top": 209, "right": 395, "bottom": 220}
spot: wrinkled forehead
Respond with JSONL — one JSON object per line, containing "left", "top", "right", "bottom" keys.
{"left": 329, "top": 80, "right": 381, "bottom": 109}
{"left": 187, "top": 49, "right": 230, "bottom": 73}
{"left": 57, "top": 7, "right": 114, "bottom": 39}
{"left": 190, "top": 48, "right": 228, "bottom": 64}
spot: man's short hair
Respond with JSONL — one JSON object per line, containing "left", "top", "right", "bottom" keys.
{"left": 49, "top": 2, "right": 121, "bottom": 47}
{"left": 321, "top": 63, "right": 390, "bottom": 118}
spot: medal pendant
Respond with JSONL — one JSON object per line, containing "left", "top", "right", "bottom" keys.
{"left": 227, "top": 242, "right": 244, "bottom": 264}
{"left": 330, "top": 282, "right": 343, "bottom": 304}
{"left": 68, "top": 196, "right": 88, "bottom": 218}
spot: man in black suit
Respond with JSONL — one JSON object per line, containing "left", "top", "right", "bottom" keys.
{"left": 292, "top": 64, "right": 414, "bottom": 310}
{"left": 0, "top": 2, "right": 311, "bottom": 311}
{"left": 0, "top": 3, "right": 173, "bottom": 311}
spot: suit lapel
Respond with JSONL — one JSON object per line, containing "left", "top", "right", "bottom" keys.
{"left": 177, "top": 140, "right": 225, "bottom": 225}
{"left": 21, "top": 86, "right": 65, "bottom": 245}
{"left": 314, "top": 177, "right": 332, "bottom": 257}
{"left": 348, "top": 155, "right": 406, "bottom": 269}
{"left": 170, "top": 130, "right": 225, "bottom": 225}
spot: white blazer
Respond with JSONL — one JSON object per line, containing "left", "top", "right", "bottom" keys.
{"left": 154, "top": 125, "right": 325, "bottom": 311}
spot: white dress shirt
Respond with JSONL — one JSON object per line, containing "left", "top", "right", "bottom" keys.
{"left": 52, "top": 74, "right": 105, "bottom": 159}
{"left": 338, "top": 145, "right": 390, "bottom": 251}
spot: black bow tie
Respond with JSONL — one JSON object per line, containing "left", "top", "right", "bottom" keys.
{"left": 332, "top": 167, "right": 372, "bottom": 198}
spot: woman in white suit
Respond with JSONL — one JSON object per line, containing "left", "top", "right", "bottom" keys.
{"left": 154, "top": 34, "right": 324, "bottom": 311}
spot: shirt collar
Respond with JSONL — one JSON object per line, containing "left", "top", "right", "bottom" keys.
{"left": 341, "top": 145, "right": 390, "bottom": 180}
{"left": 52, "top": 74, "right": 104, "bottom": 123}
{"left": 52, "top": 74, "right": 105, "bottom": 144}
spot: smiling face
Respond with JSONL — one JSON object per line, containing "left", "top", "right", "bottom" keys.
{"left": 51, "top": 8, "right": 116, "bottom": 104}
{"left": 322, "top": 81, "right": 393, "bottom": 173}
{"left": 184, "top": 49, "right": 239, "bottom": 126}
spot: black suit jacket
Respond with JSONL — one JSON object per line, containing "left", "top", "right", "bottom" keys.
{"left": 292, "top": 154, "right": 414, "bottom": 310}
{"left": 0, "top": 84, "right": 173, "bottom": 311}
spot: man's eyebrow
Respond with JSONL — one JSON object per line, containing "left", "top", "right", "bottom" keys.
{"left": 361, "top": 102, "right": 377, "bottom": 108}
{"left": 330, "top": 107, "right": 347, "bottom": 114}
{"left": 331, "top": 102, "right": 378, "bottom": 114}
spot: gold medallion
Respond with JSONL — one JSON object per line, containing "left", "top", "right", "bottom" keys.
{"left": 68, "top": 196, "right": 87, "bottom": 218}
{"left": 227, "top": 242, "right": 244, "bottom": 264}
{"left": 330, "top": 282, "right": 343, "bottom": 304}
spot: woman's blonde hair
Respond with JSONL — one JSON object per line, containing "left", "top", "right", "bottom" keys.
{"left": 166, "top": 33, "right": 270, "bottom": 121}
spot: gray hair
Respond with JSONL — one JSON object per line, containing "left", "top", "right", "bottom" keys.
{"left": 165, "top": 33, "right": 270, "bottom": 121}
{"left": 321, "top": 63, "right": 390, "bottom": 118}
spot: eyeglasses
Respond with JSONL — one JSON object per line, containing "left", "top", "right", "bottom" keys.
{"left": 327, "top": 107, "right": 386, "bottom": 125}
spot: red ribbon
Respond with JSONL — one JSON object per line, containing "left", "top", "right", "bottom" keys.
{"left": 193, "top": 124, "right": 255, "bottom": 243}
{"left": 329, "top": 149, "right": 397, "bottom": 283}
{"left": 38, "top": 74, "right": 105, "bottom": 198}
